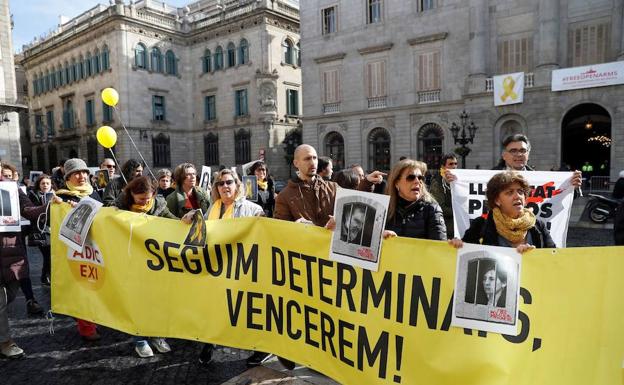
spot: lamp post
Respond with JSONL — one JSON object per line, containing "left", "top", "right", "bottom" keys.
{"left": 282, "top": 129, "right": 301, "bottom": 179}
{"left": 450, "top": 110, "right": 478, "bottom": 168}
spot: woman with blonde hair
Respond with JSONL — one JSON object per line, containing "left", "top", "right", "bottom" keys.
{"left": 383, "top": 159, "right": 447, "bottom": 240}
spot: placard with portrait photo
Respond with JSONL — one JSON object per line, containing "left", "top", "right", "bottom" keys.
{"left": 0, "top": 181, "right": 21, "bottom": 232}
{"left": 199, "top": 166, "right": 212, "bottom": 193}
{"left": 242, "top": 175, "right": 258, "bottom": 202}
{"left": 59, "top": 197, "right": 103, "bottom": 252}
{"left": 29, "top": 171, "right": 43, "bottom": 184}
{"left": 329, "top": 189, "right": 389, "bottom": 271}
{"left": 451, "top": 243, "right": 522, "bottom": 335}
{"left": 95, "top": 170, "right": 110, "bottom": 189}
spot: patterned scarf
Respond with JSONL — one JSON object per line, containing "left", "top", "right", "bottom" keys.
{"left": 55, "top": 181, "right": 94, "bottom": 198}
{"left": 130, "top": 197, "right": 155, "bottom": 213}
{"left": 208, "top": 199, "right": 234, "bottom": 220}
{"left": 491, "top": 207, "right": 536, "bottom": 244}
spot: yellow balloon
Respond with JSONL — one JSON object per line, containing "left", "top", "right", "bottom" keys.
{"left": 96, "top": 126, "right": 117, "bottom": 148}
{"left": 101, "top": 87, "right": 119, "bottom": 107}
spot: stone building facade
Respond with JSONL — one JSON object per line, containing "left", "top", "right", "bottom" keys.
{"left": 300, "top": 0, "right": 624, "bottom": 181}
{"left": 20, "top": 0, "right": 301, "bottom": 178}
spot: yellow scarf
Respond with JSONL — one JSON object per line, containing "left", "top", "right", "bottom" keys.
{"left": 257, "top": 179, "right": 268, "bottom": 191}
{"left": 491, "top": 207, "right": 536, "bottom": 244}
{"left": 208, "top": 199, "right": 234, "bottom": 220}
{"left": 130, "top": 197, "right": 155, "bottom": 213}
{"left": 56, "top": 181, "right": 94, "bottom": 198}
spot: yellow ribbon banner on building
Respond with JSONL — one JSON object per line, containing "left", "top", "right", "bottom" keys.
{"left": 51, "top": 204, "right": 624, "bottom": 385}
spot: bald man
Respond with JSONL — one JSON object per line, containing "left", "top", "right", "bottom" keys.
{"left": 274, "top": 144, "right": 337, "bottom": 227}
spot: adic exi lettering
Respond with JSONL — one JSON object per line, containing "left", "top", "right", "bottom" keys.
{"left": 72, "top": 246, "right": 102, "bottom": 280}
{"left": 143, "top": 240, "right": 259, "bottom": 282}
{"left": 468, "top": 183, "right": 556, "bottom": 221}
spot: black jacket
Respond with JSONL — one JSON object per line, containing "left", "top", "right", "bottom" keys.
{"left": 102, "top": 177, "right": 126, "bottom": 207}
{"left": 256, "top": 178, "right": 275, "bottom": 218}
{"left": 385, "top": 198, "right": 447, "bottom": 241}
{"left": 492, "top": 162, "right": 535, "bottom": 171}
{"left": 462, "top": 214, "right": 556, "bottom": 248}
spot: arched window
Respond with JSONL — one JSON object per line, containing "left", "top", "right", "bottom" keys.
{"left": 152, "top": 133, "right": 171, "bottom": 167}
{"left": 499, "top": 120, "right": 523, "bottom": 145}
{"left": 368, "top": 127, "right": 391, "bottom": 171}
{"left": 165, "top": 50, "right": 177, "bottom": 75}
{"left": 85, "top": 52, "right": 93, "bottom": 76}
{"left": 227, "top": 42, "right": 236, "bottom": 67}
{"left": 93, "top": 49, "right": 101, "bottom": 74}
{"left": 418, "top": 123, "right": 444, "bottom": 170}
{"left": 64, "top": 62, "right": 71, "bottom": 84}
{"left": 44, "top": 70, "right": 50, "bottom": 92}
{"left": 214, "top": 46, "right": 223, "bottom": 70}
{"left": 238, "top": 39, "right": 249, "bottom": 65}
{"left": 296, "top": 42, "right": 301, "bottom": 66}
{"left": 101, "top": 45, "right": 110, "bottom": 70}
{"left": 71, "top": 59, "right": 77, "bottom": 83}
{"left": 151, "top": 47, "right": 162, "bottom": 73}
{"left": 283, "top": 39, "right": 294, "bottom": 65}
{"left": 234, "top": 129, "right": 251, "bottom": 164}
{"left": 204, "top": 133, "right": 219, "bottom": 165}
{"left": 135, "top": 43, "right": 147, "bottom": 69}
{"left": 56, "top": 66, "right": 62, "bottom": 87}
{"left": 203, "top": 49, "right": 212, "bottom": 73}
{"left": 77, "top": 56, "right": 84, "bottom": 80}
{"left": 324, "top": 131, "right": 345, "bottom": 170}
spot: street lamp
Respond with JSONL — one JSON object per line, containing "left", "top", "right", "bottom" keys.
{"left": 282, "top": 129, "right": 301, "bottom": 179}
{"left": 450, "top": 110, "right": 478, "bottom": 168}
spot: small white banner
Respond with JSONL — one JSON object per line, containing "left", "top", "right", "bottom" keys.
{"left": 450, "top": 170, "right": 575, "bottom": 247}
{"left": 552, "top": 61, "right": 624, "bottom": 91}
{"left": 493, "top": 72, "right": 524, "bottom": 106}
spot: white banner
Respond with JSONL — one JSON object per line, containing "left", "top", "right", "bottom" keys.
{"left": 493, "top": 72, "right": 524, "bottom": 106}
{"left": 450, "top": 170, "right": 575, "bottom": 247}
{"left": 551, "top": 61, "right": 624, "bottom": 91}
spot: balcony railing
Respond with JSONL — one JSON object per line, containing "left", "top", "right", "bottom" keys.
{"left": 417, "top": 89, "right": 440, "bottom": 104}
{"left": 367, "top": 96, "right": 387, "bottom": 109}
{"left": 323, "top": 102, "right": 340, "bottom": 114}
{"left": 485, "top": 73, "right": 534, "bottom": 92}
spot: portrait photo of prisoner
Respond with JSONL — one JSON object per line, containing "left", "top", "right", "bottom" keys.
{"left": 200, "top": 170, "right": 211, "bottom": 192}
{"left": 340, "top": 202, "right": 375, "bottom": 247}
{"left": 65, "top": 204, "right": 94, "bottom": 236}
{"left": 464, "top": 258, "right": 508, "bottom": 308}
{"left": 0, "top": 188, "right": 14, "bottom": 217}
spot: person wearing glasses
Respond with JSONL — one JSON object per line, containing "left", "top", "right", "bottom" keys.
{"left": 102, "top": 159, "right": 143, "bottom": 206}
{"left": 247, "top": 161, "right": 275, "bottom": 217}
{"left": 99, "top": 158, "right": 116, "bottom": 179}
{"left": 430, "top": 153, "right": 459, "bottom": 238}
{"left": 166, "top": 163, "right": 210, "bottom": 219}
{"left": 382, "top": 159, "right": 447, "bottom": 240}
{"left": 493, "top": 134, "right": 535, "bottom": 171}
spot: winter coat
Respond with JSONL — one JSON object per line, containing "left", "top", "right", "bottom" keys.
{"left": 1, "top": 189, "right": 47, "bottom": 284}
{"left": 462, "top": 214, "right": 556, "bottom": 248}
{"left": 429, "top": 173, "right": 454, "bottom": 237}
{"left": 385, "top": 197, "right": 447, "bottom": 241}
{"left": 256, "top": 178, "right": 275, "bottom": 218}
{"left": 232, "top": 199, "right": 264, "bottom": 218}
{"left": 114, "top": 192, "right": 178, "bottom": 219}
{"left": 166, "top": 186, "right": 211, "bottom": 218}
{"left": 102, "top": 177, "right": 126, "bottom": 207}
{"left": 274, "top": 176, "right": 337, "bottom": 227}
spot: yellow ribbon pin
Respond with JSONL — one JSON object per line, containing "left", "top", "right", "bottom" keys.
{"left": 500, "top": 76, "right": 518, "bottom": 102}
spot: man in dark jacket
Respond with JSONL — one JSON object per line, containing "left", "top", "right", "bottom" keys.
{"left": 430, "top": 153, "right": 458, "bottom": 238}
{"left": 102, "top": 159, "right": 143, "bottom": 206}
{"left": 493, "top": 134, "right": 535, "bottom": 171}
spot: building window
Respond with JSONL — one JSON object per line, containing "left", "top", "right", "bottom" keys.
{"left": 151, "top": 47, "right": 163, "bottom": 73}
{"left": 367, "top": 0, "right": 382, "bottom": 24}
{"left": 32, "top": 77, "right": 38, "bottom": 96}
{"left": 322, "top": 69, "right": 340, "bottom": 104}
{"left": 152, "top": 95, "right": 166, "bottom": 121}
{"left": 87, "top": 137, "right": 98, "bottom": 167}
{"left": 234, "top": 129, "right": 251, "bottom": 164}
{"left": 165, "top": 50, "right": 177, "bottom": 75}
{"left": 65, "top": 64, "right": 72, "bottom": 84}
{"left": 135, "top": 43, "right": 147, "bottom": 69}
{"left": 417, "top": 0, "right": 436, "bottom": 12}
{"left": 46, "top": 110, "right": 55, "bottom": 137}
{"left": 239, "top": 39, "right": 249, "bottom": 65}
{"left": 35, "top": 113, "right": 44, "bottom": 138}
{"left": 93, "top": 50, "right": 101, "bottom": 74}
{"left": 77, "top": 58, "right": 84, "bottom": 80}
{"left": 366, "top": 60, "right": 387, "bottom": 97}
{"left": 324, "top": 131, "right": 345, "bottom": 170}
{"left": 152, "top": 133, "right": 171, "bottom": 167}
{"left": 102, "top": 46, "right": 110, "bottom": 70}
{"left": 227, "top": 43, "right": 236, "bottom": 68}
{"left": 368, "top": 127, "right": 391, "bottom": 171}
{"left": 86, "top": 53, "right": 93, "bottom": 76}
{"left": 102, "top": 101, "right": 113, "bottom": 123}
{"left": 286, "top": 89, "right": 299, "bottom": 116}
{"left": 568, "top": 21, "right": 611, "bottom": 66}
{"left": 51, "top": 70, "right": 57, "bottom": 88}
{"left": 235, "top": 89, "right": 248, "bottom": 117}
{"left": 71, "top": 61, "right": 78, "bottom": 83}
{"left": 204, "top": 133, "right": 219, "bottom": 165}
{"left": 322, "top": 6, "right": 337, "bottom": 35}
{"left": 48, "top": 146, "right": 58, "bottom": 173}
{"left": 417, "top": 51, "right": 441, "bottom": 91}
{"left": 283, "top": 39, "right": 294, "bottom": 65}
{"left": 203, "top": 49, "right": 212, "bottom": 73}
{"left": 418, "top": 123, "right": 443, "bottom": 170}
{"left": 85, "top": 99, "right": 95, "bottom": 126}
{"left": 204, "top": 95, "right": 216, "bottom": 121}
{"left": 296, "top": 43, "right": 301, "bottom": 66}
{"left": 497, "top": 37, "right": 533, "bottom": 73}
{"left": 214, "top": 46, "right": 223, "bottom": 70}
{"left": 62, "top": 99, "right": 75, "bottom": 130}
{"left": 36, "top": 147, "right": 45, "bottom": 172}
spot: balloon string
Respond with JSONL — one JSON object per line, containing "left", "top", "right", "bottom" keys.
{"left": 108, "top": 148, "right": 128, "bottom": 185}
{"left": 112, "top": 106, "right": 157, "bottom": 181}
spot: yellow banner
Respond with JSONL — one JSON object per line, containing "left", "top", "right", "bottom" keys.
{"left": 51, "top": 204, "right": 624, "bottom": 385}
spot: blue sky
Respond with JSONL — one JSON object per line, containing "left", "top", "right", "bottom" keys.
{"left": 10, "top": 0, "right": 190, "bottom": 53}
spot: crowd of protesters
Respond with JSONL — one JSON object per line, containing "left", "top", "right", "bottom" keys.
{"left": 0, "top": 133, "right": 621, "bottom": 364}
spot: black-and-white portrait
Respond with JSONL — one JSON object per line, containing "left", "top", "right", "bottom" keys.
{"left": 451, "top": 244, "right": 521, "bottom": 335}
{"left": 59, "top": 197, "right": 103, "bottom": 252}
{"left": 199, "top": 166, "right": 211, "bottom": 193}
{"left": 330, "top": 189, "right": 389, "bottom": 271}
{"left": 65, "top": 204, "right": 93, "bottom": 235}
{"left": 0, "top": 181, "right": 21, "bottom": 232}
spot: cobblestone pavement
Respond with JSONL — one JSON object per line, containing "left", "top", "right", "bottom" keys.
{"left": 0, "top": 225, "right": 615, "bottom": 384}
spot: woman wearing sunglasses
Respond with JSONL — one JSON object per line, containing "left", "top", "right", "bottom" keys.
{"left": 383, "top": 159, "right": 447, "bottom": 240}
